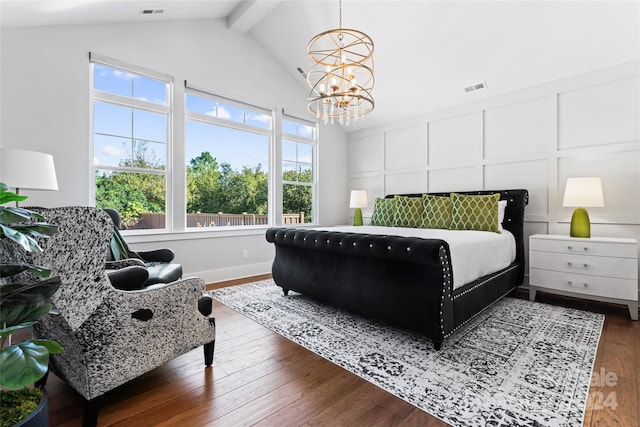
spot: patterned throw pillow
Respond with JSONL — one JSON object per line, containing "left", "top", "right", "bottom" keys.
{"left": 421, "top": 195, "right": 452, "bottom": 229}
{"left": 393, "top": 196, "right": 424, "bottom": 228}
{"left": 370, "top": 197, "right": 396, "bottom": 226}
{"left": 449, "top": 193, "right": 501, "bottom": 233}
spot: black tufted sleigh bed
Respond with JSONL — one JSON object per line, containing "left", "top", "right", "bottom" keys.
{"left": 266, "top": 189, "right": 528, "bottom": 350}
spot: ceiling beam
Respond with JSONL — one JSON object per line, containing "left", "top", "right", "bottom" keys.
{"left": 227, "top": 0, "right": 281, "bottom": 35}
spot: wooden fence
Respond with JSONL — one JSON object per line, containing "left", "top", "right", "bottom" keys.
{"left": 123, "top": 212, "right": 305, "bottom": 229}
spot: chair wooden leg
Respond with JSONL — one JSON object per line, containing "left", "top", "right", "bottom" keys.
{"left": 83, "top": 398, "right": 100, "bottom": 427}
{"left": 204, "top": 317, "right": 216, "bottom": 367}
{"left": 204, "top": 340, "right": 215, "bottom": 367}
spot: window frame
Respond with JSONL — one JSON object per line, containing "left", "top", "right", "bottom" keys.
{"left": 88, "top": 55, "right": 321, "bottom": 236}
{"left": 184, "top": 85, "right": 274, "bottom": 230}
{"left": 89, "top": 53, "right": 174, "bottom": 233}
{"left": 281, "top": 114, "right": 318, "bottom": 225}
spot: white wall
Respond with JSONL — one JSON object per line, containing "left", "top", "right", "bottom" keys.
{"left": 347, "top": 60, "right": 640, "bottom": 294}
{"left": 0, "top": 19, "right": 348, "bottom": 282}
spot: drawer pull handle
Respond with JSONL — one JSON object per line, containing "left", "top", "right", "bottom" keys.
{"left": 567, "top": 262, "right": 588, "bottom": 268}
{"left": 567, "top": 246, "right": 589, "bottom": 251}
{"left": 567, "top": 280, "right": 589, "bottom": 287}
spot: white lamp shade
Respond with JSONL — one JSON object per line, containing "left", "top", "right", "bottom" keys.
{"left": 1, "top": 148, "right": 59, "bottom": 191}
{"left": 349, "top": 190, "right": 368, "bottom": 208}
{"left": 562, "top": 177, "right": 604, "bottom": 208}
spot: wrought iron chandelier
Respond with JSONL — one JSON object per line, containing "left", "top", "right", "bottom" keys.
{"left": 306, "top": 0, "right": 374, "bottom": 126}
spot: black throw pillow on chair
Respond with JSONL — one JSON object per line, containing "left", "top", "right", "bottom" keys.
{"left": 106, "top": 265, "right": 149, "bottom": 291}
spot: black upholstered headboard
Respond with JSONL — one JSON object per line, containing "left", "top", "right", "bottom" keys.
{"left": 386, "top": 189, "right": 529, "bottom": 282}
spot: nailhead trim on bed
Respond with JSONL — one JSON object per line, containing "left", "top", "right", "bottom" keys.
{"left": 439, "top": 245, "right": 452, "bottom": 337}
{"left": 443, "top": 285, "right": 517, "bottom": 340}
{"left": 453, "top": 263, "right": 518, "bottom": 300}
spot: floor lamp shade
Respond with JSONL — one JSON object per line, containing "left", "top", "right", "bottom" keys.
{"left": 349, "top": 190, "right": 368, "bottom": 226}
{"left": 0, "top": 148, "right": 59, "bottom": 192}
{"left": 562, "top": 177, "right": 604, "bottom": 238}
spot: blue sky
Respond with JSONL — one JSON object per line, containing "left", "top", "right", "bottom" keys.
{"left": 93, "top": 63, "right": 312, "bottom": 173}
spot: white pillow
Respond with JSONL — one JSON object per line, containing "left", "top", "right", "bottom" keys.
{"left": 498, "top": 200, "right": 507, "bottom": 231}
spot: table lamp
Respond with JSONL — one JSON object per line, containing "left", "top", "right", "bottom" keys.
{"left": 1, "top": 148, "right": 58, "bottom": 204}
{"left": 562, "top": 177, "right": 604, "bottom": 238}
{"left": 349, "top": 190, "right": 367, "bottom": 226}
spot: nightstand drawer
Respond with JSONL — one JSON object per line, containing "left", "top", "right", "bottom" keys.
{"left": 529, "top": 238, "right": 637, "bottom": 258}
{"left": 530, "top": 251, "right": 637, "bottom": 280}
{"left": 530, "top": 268, "right": 638, "bottom": 300}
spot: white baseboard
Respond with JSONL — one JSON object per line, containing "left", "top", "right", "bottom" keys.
{"left": 186, "top": 262, "right": 272, "bottom": 285}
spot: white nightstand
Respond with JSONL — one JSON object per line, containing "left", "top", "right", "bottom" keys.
{"left": 529, "top": 234, "right": 638, "bottom": 320}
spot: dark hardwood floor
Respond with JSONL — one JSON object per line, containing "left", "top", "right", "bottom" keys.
{"left": 43, "top": 275, "right": 639, "bottom": 426}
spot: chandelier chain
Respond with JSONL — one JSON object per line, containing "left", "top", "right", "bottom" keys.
{"left": 339, "top": 0, "right": 342, "bottom": 29}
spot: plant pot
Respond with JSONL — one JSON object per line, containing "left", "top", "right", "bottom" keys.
{"left": 13, "top": 393, "right": 48, "bottom": 427}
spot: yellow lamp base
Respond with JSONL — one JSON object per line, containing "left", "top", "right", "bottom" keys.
{"left": 570, "top": 207, "right": 591, "bottom": 238}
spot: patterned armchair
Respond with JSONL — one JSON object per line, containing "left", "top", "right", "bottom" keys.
{"left": 23, "top": 207, "right": 215, "bottom": 427}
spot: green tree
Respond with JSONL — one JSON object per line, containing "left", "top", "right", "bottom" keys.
{"left": 283, "top": 168, "right": 312, "bottom": 222}
{"left": 186, "top": 152, "right": 221, "bottom": 213}
{"left": 98, "top": 146, "right": 273, "bottom": 227}
{"left": 95, "top": 142, "right": 166, "bottom": 227}
{"left": 186, "top": 152, "right": 268, "bottom": 217}
{"left": 217, "top": 164, "right": 268, "bottom": 215}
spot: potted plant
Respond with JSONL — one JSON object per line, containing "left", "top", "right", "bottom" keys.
{"left": 0, "top": 183, "right": 63, "bottom": 427}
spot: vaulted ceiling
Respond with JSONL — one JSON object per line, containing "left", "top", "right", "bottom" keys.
{"left": 1, "top": 0, "right": 638, "bottom": 132}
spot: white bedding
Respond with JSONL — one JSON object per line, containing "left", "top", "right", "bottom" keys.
{"left": 317, "top": 226, "right": 516, "bottom": 290}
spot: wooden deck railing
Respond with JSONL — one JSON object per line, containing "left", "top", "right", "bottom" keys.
{"left": 123, "top": 212, "right": 306, "bottom": 229}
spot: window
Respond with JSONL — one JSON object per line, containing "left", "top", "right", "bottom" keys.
{"left": 282, "top": 116, "right": 317, "bottom": 224}
{"left": 185, "top": 87, "right": 272, "bottom": 228}
{"left": 90, "top": 54, "right": 172, "bottom": 230}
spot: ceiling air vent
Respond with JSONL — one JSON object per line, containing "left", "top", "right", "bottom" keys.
{"left": 141, "top": 9, "right": 165, "bottom": 15}
{"left": 464, "top": 81, "right": 487, "bottom": 93}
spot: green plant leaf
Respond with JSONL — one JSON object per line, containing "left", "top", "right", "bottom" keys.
{"left": 10, "top": 223, "right": 58, "bottom": 239}
{"left": 0, "top": 192, "right": 28, "bottom": 206}
{"left": 31, "top": 339, "right": 63, "bottom": 355}
{"left": 0, "top": 277, "right": 61, "bottom": 301}
{"left": 0, "top": 207, "right": 31, "bottom": 225}
{"left": 0, "top": 205, "right": 47, "bottom": 222}
{"left": 0, "top": 278, "right": 60, "bottom": 327}
{"left": 0, "top": 341, "right": 50, "bottom": 388}
{"left": 0, "top": 322, "right": 36, "bottom": 338}
{"left": 0, "top": 184, "right": 29, "bottom": 206}
{"left": 0, "top": 263, "right": 51, "bottom": 279}
{"left": 0, "top": 303, "right": 53, "bottom": 329}
{"left": 0, "top": 224, "right": 43, "bottom": 252}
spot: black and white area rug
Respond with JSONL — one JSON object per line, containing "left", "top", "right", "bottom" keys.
{"left": 212, "top": 279, "right": 604, "bottom": 427}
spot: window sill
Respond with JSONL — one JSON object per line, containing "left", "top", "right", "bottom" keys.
{"left": 123, "top": 223, "right": 319, "bottom": 244}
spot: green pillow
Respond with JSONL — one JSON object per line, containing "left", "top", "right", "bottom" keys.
{"left": 449, "top": 192, "right": 501, "bottom": 233}
{"left": 421, "top": 195, "right": 452, "bottom": 229}
{"left": 393, "top": 195, "right": 424, "bottom": 228}
{"left": 370, "top": 197, "right": 396, "bottom": 226}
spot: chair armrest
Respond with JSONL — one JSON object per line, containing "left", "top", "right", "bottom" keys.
{"left": 106, "top": 258, "right": 146, "bottom": 269}
{"left": 108, "top": 276, "right": 211, "bottom": 321}
{"left": 137, "top": 248, "right": 176, "bottom": 263}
